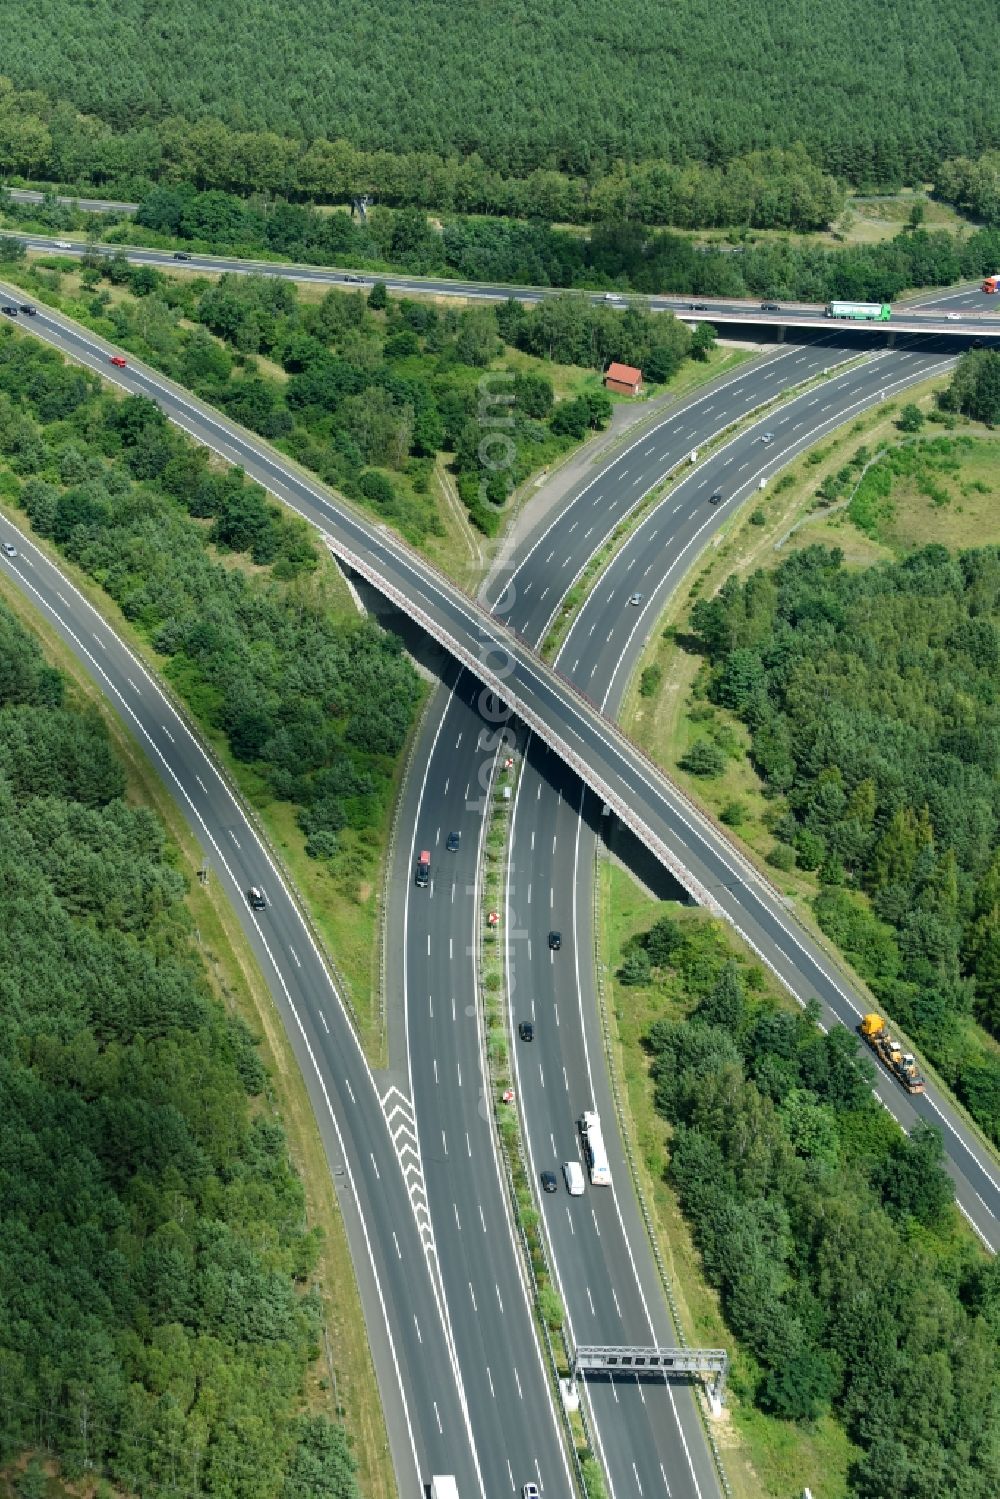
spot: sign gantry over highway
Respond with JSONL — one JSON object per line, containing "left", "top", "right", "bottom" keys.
{"left": 572, "top": 1346, "right": 729, "bottom": 1406}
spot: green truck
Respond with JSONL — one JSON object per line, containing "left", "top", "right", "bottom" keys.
{"left": 825, "top": 301, "right": 892, "bottom": 321}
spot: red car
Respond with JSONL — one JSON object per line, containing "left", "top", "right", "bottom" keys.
{"left": 109, "top": 355, "right": 127, "bottom": 368}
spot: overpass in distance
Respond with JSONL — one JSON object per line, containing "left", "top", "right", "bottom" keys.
{"left": 10, "top": 222, "right": 1000, "bottom": 343}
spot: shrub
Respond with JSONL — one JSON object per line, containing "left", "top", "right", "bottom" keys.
{"left": 767, "top": 841, "right": 796, "bottom": 871}
{"left": 679, "top": 737, "right": 726, "bottom": 777}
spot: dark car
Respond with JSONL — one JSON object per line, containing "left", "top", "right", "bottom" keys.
{"left": 173, "top": 251, "right": 192, "bottom": 261}
{"left": 446, "top": 830, "right": 461, "bottom": 852}
{"left": 540, "top": 1170, "right": 558, "bottom": 1194}
{"left": 689, "top": 302, "right": 709, "bottom": 311}
{"left": 548, "top": 930, "right": 561, "bottom": 951}
{"left": 343, "top": 273, "right": 364, "bottom": 283}
{"left": 247, "top": 886, "right": 266, "bottom": 910}
{"left": 19, "top": 304, "right": 35, "bottom": 315}
{"left": 709, "top": 488, "right": 724, "bottom": 505}
{"left": 518, "top": 1021, "right": 534, "bottom": 1042}
{"left": 760, "top": 302, "right": 780, "bottom": 312}
{"left": 1, "top": 306, "right": 17, "bottom": 317}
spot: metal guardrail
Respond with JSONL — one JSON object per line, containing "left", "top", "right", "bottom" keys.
{"left": 591, "top": 846, "right": 733, "bottom": 1499}
{"left": 474, "top": 746, "right": 598, "bottom": 1499}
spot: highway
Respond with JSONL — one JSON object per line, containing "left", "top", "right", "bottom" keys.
{"left": 10, "top": 226, "right": 1000, "bottom": 339}
{"left": 397, "top": 317, "right": 1000, "bottom": 1499}
{"left": 2, "top": 283, "right": 999, "bottom": 1499}
{"left": 0, "top": 517, "right": 487, "bottom": 1497}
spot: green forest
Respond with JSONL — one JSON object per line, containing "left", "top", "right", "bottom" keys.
{"left": 0, "top": 242, "right": 714, "bottom": 534}
{"left": 3, "top": 2, "right": 999, "bottom": 188}
{"left": 0, "top": 326, "right": 422, "bottom": 896}
{"left": 0, "top": 601, "right": 359, "bottom": 1497}
{"left": 687, "top": 540, "right": 1000, "bottom": 1144}
{"left": 616, "top": 913, "right": 1000, "bottom": 1497}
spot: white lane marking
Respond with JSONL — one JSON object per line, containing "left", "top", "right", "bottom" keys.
{"left": 370, "top": 1153, "right": 380, "bottom": 1181}
{"left": 393, "top": 1232, "right": 402, "bottom": 1260}
{"left": 127, "top": 677, "right": 139, "bottom": 692}
{"left": 466, "top": 1132, "right": 472, "bottom": 1157}
{"left": 344, "top": 1078, "right": 356, "bottom": 1104}
{"left": 433, "top": 1057, "right": 438, "bottom": 1083}
{"left": 195, "top": 773, "right": 208, "bottom": 793}
{"left": 453, "top": 1202, "right": 461, "bottom": 1231}
{"left": 469, "top": 1282, "right": 477, "bottom": 1312}
{"left": 592, "top": 1207, "right": 601, "bottom": 1237}
{"left": 565, "top": 1206, "right": 575, "bottom": 1236}
{"left": 289, "top": 946, "right": 301, "bottom": 967}
{"left": 457, "top": 1061, "right": 462, "bottom": 1088}
{"left": 162, "top": 726, "right": 174, "bottom": 743}
{"left": 563, "top": 1066, "right": 569, "bottom": 1089}
{"left": 495, "top": 1283, "right": 505, "bottom": 1315}
{"left": 586, "top": 1286, "right": 595, "bottom": 1316}
{"left": 3, "top": 514, "right": 450, "bottom": 1496}
{"left": 94, "top": 635, "right": 106, "bottom": 649}
{"left": 632, "top": 1462, "right": 644, "bottom": 1493}
{"left": 612, "top": 1287, "right": 622, "bottom": 1318}
{"left": 513, "top": 1366, "right": 522, "bottom": 1399}
{"left": 432, "top": 1400, "right": 441, "bottom": 1433}
{"left": 488, "top": 1366, "right": 496, "bottom": 1399}
{"left": 441, "top": 1130, "right": 448, "bottom": 1156}
{"left": 479, "top": 1204, "right": 487, "bottom": 1232}
{"left": 539, "top": 1063, "right": 545, "bottom": 1089}
{"left": 228, "top": 830, "right": 241, "bottom": 850}
{"left": 455, "top": 733, "right": 462, "bottom": 748}
{"left": 319, "top": 1012, "right": 329, "bottom": 1034}
{"left": 428, "top": 993, "right": 434, "bottom": 1018}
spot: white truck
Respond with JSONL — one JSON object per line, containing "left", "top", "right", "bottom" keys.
{"left": 431, "top": 1477, "right": 459, "bottom": 1499}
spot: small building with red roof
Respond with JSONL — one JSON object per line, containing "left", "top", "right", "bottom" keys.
{"left": 604, "top": 361, "right": 643, "bottom": 396}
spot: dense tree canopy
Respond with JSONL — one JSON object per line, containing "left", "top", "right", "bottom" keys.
{"left": 0, "top": 602, "right": 359, "bottom": 1497}
{"left": 0, "top": 3, "right": 997, "bottom": 190}
{"left": 120, "top": 189, "right": 1000, "bottom": 304}
{"left": 619, "top": 914, "right": 1000, "bottom": 1496}
{"left": 20, "top": 252, "right": 703, "bottom": 534}
{"left": 689, "top": 544, "right": 1000, "bottom": 1141}
{"left": 0, "top": 328, "right": 422, "bottom": 883}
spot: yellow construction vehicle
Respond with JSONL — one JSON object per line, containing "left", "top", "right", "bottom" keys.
{"left": 859, "top": 1013, "right": 925, "bottom": 1095}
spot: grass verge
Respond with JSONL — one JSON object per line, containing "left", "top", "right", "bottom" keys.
{"left": 0, "top": 568, "right": 396, "bottom": 1499}
{"left": 598, "top": 861, "right": 857, "bottom": 1499}
{"left": 478, "top": 753, "right": 604, "bottom": 1499}
{"left": 621, "top": 376, "right": 1000, "bottom": 1155}
{"left": 541, "top": 352, "right": 866, "bottom": 660}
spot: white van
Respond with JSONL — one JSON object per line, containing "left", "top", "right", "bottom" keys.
{"left": 562, "top": 1161, "right": 585, "bottom": 1196}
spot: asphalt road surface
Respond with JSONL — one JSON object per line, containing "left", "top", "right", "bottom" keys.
{"left": 12, "top": 226, "right": 1000, "bottom": 340}
{"left": 397, "top": 316, "right": 999, "bottom": 1499}
{"left": 2, "top": 287, "right": 998, "bottom": 1499}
